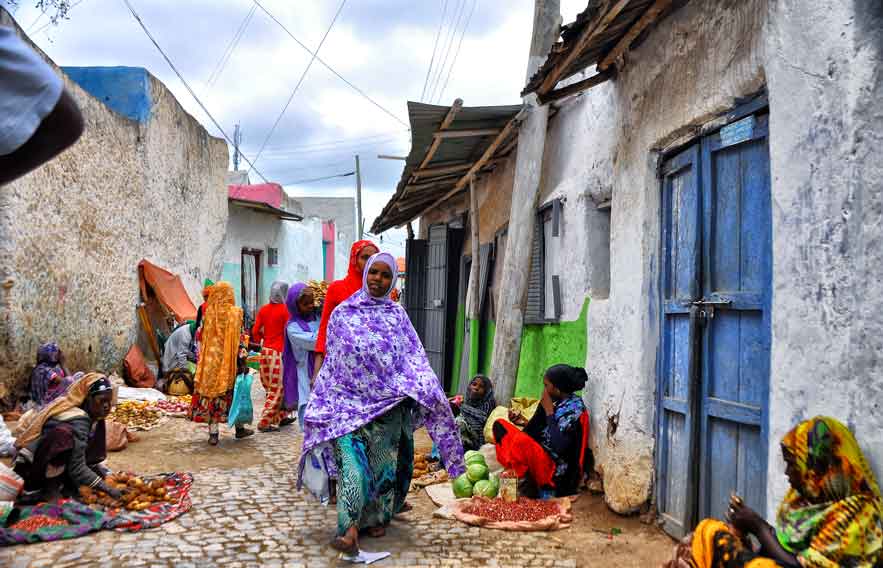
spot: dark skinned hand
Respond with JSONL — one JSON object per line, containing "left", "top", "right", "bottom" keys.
{"left": 727, "top": 497, "right": 764, "bottom": 534}
{"left": 540, "top": 388, "right": 555, "bottom": 415}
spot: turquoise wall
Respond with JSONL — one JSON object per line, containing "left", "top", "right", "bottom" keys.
{"left": 221, "top": 262, "right": 242, "bottom": 306}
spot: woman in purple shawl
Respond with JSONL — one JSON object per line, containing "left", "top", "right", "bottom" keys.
{"left": 300, "top": 252, "right": 465, "bottom": 554}
{"left": 282, "top": 282, "right": 319, "bottom": 430}
{"left": 29, "top": 342, "right": 76, "bottom": 407}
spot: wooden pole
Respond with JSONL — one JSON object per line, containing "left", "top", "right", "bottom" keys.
{"left": 467, "top": 176, "right": 481, "bottom": 378}
{"left": 355, "top": 154, "right": 363, "bottom": 239}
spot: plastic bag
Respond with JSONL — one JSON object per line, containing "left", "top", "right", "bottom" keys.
{"left": 227, "top": 372, "right": 254, "bottom": 428}
{"left": 301, "top": 444, "right": 333, "bottom": 505}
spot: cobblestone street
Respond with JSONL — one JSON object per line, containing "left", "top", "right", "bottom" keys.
{"left": 0, "top": 385, "right": 673, "bottom": 567}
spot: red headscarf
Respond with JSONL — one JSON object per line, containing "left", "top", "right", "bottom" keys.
{"left": 315, "top": 239, "right": 377, "bottom": 353}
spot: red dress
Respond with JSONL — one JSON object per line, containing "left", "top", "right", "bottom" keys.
{"left": 315, "top": 239, "right": 377, "bottom": 354}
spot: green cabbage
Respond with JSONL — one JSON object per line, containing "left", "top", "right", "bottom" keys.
{"left": 472, "top": 479, "right": 498, "bottom": 498}
{"left": 464, "top": 451, "right": 487, "bottom": 467}
{"left": 466, "top": 463, "right": 489, "bottom": 483}
{"left": 452, "top": 473, "right": 474, "bottom": 498}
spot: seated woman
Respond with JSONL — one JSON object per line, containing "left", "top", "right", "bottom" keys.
{"left": 450, "top": 375, "right": 496, "bottom": 452}
{"left": 663, "top": 416, "right": 883, "bottom": 568}
{"left": 29, "top": 342, "right": 78, "bottom": 407}
{"left": 12, "top": 373, "right": 121, "bottom": 503}
{"left": 492, "top": 364, "right": 590, "bottom": 497}
{"left": 299, "top": 252, "right": 464, "bottom": 555}
{"left": 160, "top": 321, "right": 196, "bottom": 393}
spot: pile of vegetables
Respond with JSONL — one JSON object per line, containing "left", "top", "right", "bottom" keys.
{"left": 413, "top": 452, "right": 432, "bottom": 478}
{"left": 109, "top": 401, "right": 162, "bottom": 430}
{"left": 307, "top": 280, "right": 329, "bottom": 309}
{"left": 154, "top": 396, "right": 191, "bottom": 416}
{"left": 79, "top": 473, "right": 175, "bottom": 511}
{"left": 8, "top": 515, "right": 69, "bottom": 530}
{"left": 452, "top": 450, "right": 499, "bottom": 499}
{"left": 462, "top": 496, "right": 562, "bottom": 522}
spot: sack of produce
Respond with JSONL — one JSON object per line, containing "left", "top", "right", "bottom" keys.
{"left": 227, "top": 372, "right": 254, "bottom": 428}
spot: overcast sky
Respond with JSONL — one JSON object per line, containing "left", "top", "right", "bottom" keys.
{"left": 4, "top": 0, "right": 586, "bottom": 256}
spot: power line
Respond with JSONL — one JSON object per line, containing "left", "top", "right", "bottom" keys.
{"left": 250, "top": 136, "right": 405, "bottom": 159}
{"left": 256, "top": 130, "right": 409, "bottom": 153}
{"left": 207, "top": 4, "right": 256, "bottom": 87}
{"left": 121, "top": 0, "right": 270, "bottom": 183}
{"left": 252, "top": 0, "right": 409, "bottom": 128}
{"left": 280, "top": 171, "right": 355, "bottom": 186}
{"left": 437, "top": 0, "right": 476, "bottom": 104}
{"left": 428, "top": 0, "right": 465, "bottom": 103}
{"left": 249, "top": 0, "right": 347, "bottom": 171}
{"left": 420, "top": 0, "right": 448, "bottom": 102}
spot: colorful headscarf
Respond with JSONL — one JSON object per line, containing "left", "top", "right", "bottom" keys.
{"left": 776, "top": 416, "right": 883, "bottom": 567}
{"left": 299, "top": 252, "right": 465, "bottom": 482}
{"left": 193, "top": 282, "right": 243, "bottom": 399}
{"left": 460, "top": 375, "right": 496, "bottom": 440}
{"left": 282, "top": 282, "right": 317, "bottom": 409}
{"left": 361, "top": 251, "right": 398, "bottom": 297}
{"left": 15, "top": 373, "right": 107, "bottom": 448}
{"left": 269, "top": 281, "right": 289, "bottom": 304}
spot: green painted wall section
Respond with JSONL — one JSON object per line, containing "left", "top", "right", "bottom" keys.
{"left": 469, "top": 318, "right": 480, "bottom": 378}
{"left": 480, "top": 320, "right": 496, "bottom": 376}
{"left": 514, "top": 298, "right": 589, "bottom": 398}
{"left": 449, "top": 304, "right": 466, "bottom": 395}
{"left": 220, "top": 262, "right": 242, "bottom": 307}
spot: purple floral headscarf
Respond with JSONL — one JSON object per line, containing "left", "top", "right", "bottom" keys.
{"left": 299, "top": 252, "right": 465, "bottom": 480}
{"left": 282, "top": 282, "right": 316, "bottom": 410}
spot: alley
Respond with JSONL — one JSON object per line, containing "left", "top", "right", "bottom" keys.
{"left": 0, "top": 382, "right": 672, "bottom": 567}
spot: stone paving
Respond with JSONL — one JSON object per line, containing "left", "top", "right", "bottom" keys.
{"left": 1, "top": 419, "right": 580, "bottom": 568}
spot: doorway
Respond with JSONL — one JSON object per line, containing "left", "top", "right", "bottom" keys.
{"left": 656, "top": 101, "right": 772, "bottom": 538}
{"left": 241, "top": 248, "right": 262, "bottom": 331}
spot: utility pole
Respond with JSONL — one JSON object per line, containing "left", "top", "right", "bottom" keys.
{"left": 233, "top": 123, "right": 242, "bottom": 171}
{"left": 355, "top": 154, "right": 364, "bottom": 239}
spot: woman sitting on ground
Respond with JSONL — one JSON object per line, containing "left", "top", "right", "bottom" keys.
{"left": 493, "top": 364, "right": 590, "bottom": 497}
{"left": 29, "top": 342, "right": 79, "bottom": 408}
{"left": 12, "top": 373, "right": 121, "bottom": 503}
{"left": 663, "top": 415, "right": 883, "bottom": 568}
{"left": 299, "top": 252, "right": 464, "bottom": 555}
{"left": 450, "top": 375, "right": 497, "bottom": 452}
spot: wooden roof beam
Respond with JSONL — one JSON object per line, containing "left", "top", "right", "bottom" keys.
{"left": 399, "top": 115, "right": 521, "bottom": 226}
{"left": 538, "top": 71, "right": 611, "bottom": 104}
{"left": 598, "top": 0, "right": 672, "bottom": 72}
{"left": 433, "top": 128, "right": 501, "bottom": 139}
{"left": 536, "top": 0, "right": 631, "bottom": 95}
{"left": 412, "top": 161, "right": 473, "bottom": 180}
{"left": 415, "top": 98, "right": 463, "bottom": 173}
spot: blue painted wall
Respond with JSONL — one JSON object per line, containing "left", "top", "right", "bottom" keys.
{"left": 62, "top": 67, "right": 152, "bottom": 123}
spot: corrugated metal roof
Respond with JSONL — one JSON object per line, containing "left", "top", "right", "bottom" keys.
{"left": 523, "top": 0, "right": 680, "bottom": 97}
{"left": 371, "top": 101, "right": 521, "bottom": 233}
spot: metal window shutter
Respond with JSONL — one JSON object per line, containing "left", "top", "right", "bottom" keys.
{"left": 525, "top": 216, "right": 544, "bottom": 324}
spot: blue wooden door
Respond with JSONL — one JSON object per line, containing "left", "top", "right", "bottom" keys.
{"left": 657, "top": 107, "right": 771, "bottom": 537}
{"left": 697, "top": 113, "right": 771, "bottom": 522}
{"left": 657, "top": 144, "right": 702, "bottom": 538}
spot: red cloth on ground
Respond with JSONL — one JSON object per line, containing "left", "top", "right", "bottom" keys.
{"left": 493, "top": 419, "right": 557, "bottom": 488}
{"left": 251, "top": 303, "right": 289, "bottom": 352}
{"left": 315, "top": 239, "right": 377, "bottom": 354}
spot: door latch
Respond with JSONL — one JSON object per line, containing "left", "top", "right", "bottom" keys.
{"left": 691, "top": 295, "right": 732, "bottom": 323}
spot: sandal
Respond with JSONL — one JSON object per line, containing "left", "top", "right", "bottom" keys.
{"left": 258, "top": 425, "right": 279, "bottom": 433}
{"left": 235, "top": 426, "right": 254, "bottom": 439}
{"left": 366, "top": 526, "right": 386, "bottom": 538}
{"left": 208, "top": 432, "right": 219, "bottom": 446}
{"left": 330, "top": 536, "right": 358, "bottom": 555}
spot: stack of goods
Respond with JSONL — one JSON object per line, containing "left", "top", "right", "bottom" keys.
{"left": 452, "top": 450, "right": 498, "bottom": 498}
{"left": 412, "top": 452, "right": 433, "bottom": 478}
{"left": 78, "top": 474, "right": 175, "bottom": 511}
{"left": 306, "top": 280, "right": 329, "bottom": 309}
{"left": 410, "top": 452, "right": 448, "bottom": 492}
{"left": 109, "top": 401, "right": 163, "bottom": 431}
{"left": 154, "top": 396, "right": 191, "bottom": 417}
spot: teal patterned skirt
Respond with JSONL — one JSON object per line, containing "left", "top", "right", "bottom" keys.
{"left": 333, "top": 401, "right": 414, "bottom": 535}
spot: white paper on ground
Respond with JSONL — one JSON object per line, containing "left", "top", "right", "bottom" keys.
{"left": 116, "top": 386, "right": 166, "bottom": 402}
{"left": 341, "top": 550, "right": 391, "bottom": 564}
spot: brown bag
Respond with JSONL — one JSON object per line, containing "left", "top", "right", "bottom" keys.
{"left": 105, "top": 420, "right": 129, "bottom": 452}
{"left": 123, "top": 345, "right": 156, "bottom": 389}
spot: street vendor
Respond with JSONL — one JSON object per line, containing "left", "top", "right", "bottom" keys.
{"left": 251, "top": 281, "right": 292, "bottom": 432}
{"left": 299, "top": 252, "right": 464, "bottom": 555}
{"left": 492, "top": 364, "right": 590, "bottom": 497}
{"left": 29, "top": 342, "right": 79, "bottom": 408}
{"left": 12, "top": 373, "right": 120, "bottom": 504}
{"left": 450, "top": 375, "right": 497, "bottom": 451}
{"left": 282, "top": 282, "right": 319, "bottom": 430}
{"left": 189, "top": 281, "right": 254, "bottom": 445}
{"left": 312, "top": 239, "right": 378, "bottom": 377}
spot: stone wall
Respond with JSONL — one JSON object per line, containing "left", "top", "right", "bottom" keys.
{"left": 0, "top": 10, "right": 229, "bottom": 398}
